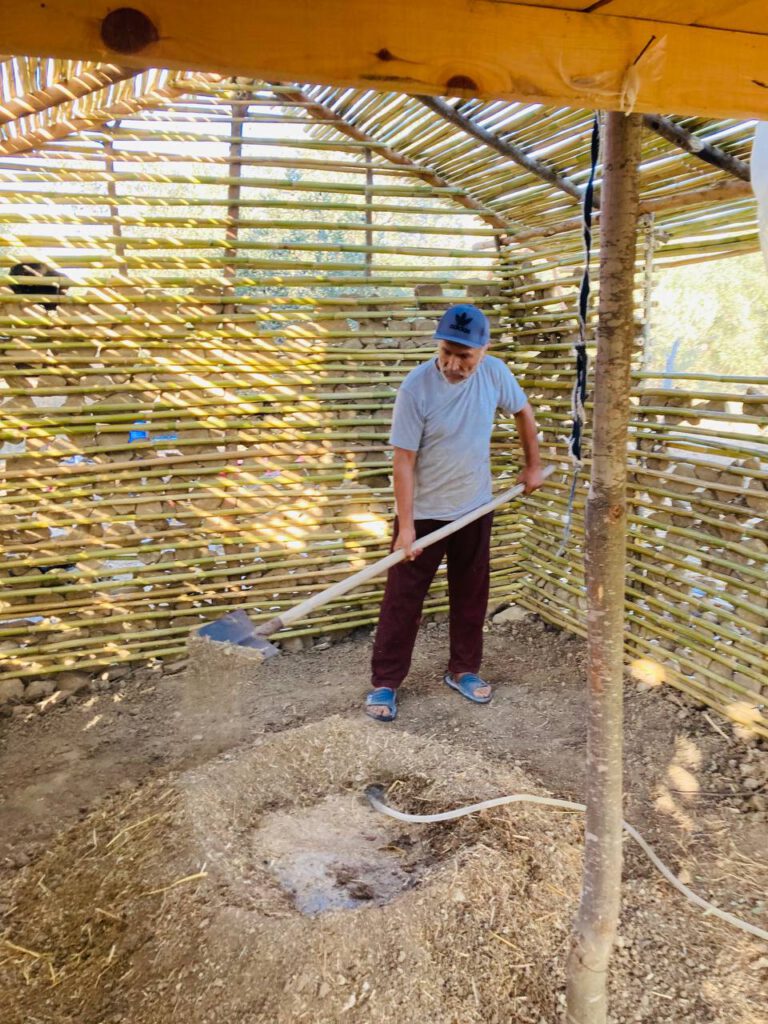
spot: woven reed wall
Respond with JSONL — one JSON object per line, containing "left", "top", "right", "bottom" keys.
{"left": 0, "top": 82, "right": 529, "bottom": 682}
{"left": 505, "top": 246, "right": 768, "bottom": 735}
{"left": 1, "top": 78, "right": 766, "bottom": 736}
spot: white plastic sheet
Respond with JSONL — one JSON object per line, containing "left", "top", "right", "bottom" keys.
{"left": 752, "top": 122, "right": 768, "bottom": 272}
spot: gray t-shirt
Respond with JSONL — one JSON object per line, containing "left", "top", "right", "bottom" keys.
{"left": 389, "top": 354, "right": 528, "bottom": 521}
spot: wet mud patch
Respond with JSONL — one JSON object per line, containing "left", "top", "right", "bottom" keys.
{"left": 254, "top": 793, "right": 428, "bottom": 914}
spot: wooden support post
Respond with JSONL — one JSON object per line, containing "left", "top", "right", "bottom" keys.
{"left": 364, "top": 146, "right": 374, "bottom": 277}
{"left": 224, "top": 90, "right": 249, "bottom": 309}
{"left": 640, "top": 213, "right": 657, "bottom": 369}
{"left": 102, "top": 122, "right": 126, "bottom": 268}
{"left": 565, "top": 111, "right": 642, "bottom": 1024}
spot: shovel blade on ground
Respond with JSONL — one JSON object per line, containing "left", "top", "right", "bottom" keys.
{"left": 197, "top": 610, "right": 280, "bottom": 658}
{"left": 198, "top": 609, "right": 257, "bottom": 645}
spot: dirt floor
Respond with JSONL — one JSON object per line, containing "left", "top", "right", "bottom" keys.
{"left": 0, "top": 616, "right": 766, "bottom": 1023}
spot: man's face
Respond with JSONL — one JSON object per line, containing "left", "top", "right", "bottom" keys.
{"left": 436, "top": 339, "right": 487, "bottom": 383}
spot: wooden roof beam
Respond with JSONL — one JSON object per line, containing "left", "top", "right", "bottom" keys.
{"left": 642, "top": 114, "right": 751, "bottom": 182}
{"left": 3, "top": 1, "right": 768, "bottom": 120}
{"left": 276, "top": 85, "right": 515, "bottom": 239}
{"left": 417, "top": 94, "right": 586, "bottom": 205}
{"left": 0, "top": 63, "right": 137, "bottom": 126}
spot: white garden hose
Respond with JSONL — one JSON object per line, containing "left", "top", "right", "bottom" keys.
{"left": 365, "top": 787, "right": 768, "bottom": 942}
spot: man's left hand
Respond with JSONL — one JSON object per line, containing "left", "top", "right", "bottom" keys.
{"left": 518, "top": 464, "right": 544, "bottom": 495}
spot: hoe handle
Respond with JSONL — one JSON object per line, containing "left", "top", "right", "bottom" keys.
{"left": 257, "top": 465, "right": 554, "bottom": 637}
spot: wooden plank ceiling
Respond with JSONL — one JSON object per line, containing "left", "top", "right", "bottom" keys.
{"left": 2, "top": 1, "right": 768, "bottom": 120}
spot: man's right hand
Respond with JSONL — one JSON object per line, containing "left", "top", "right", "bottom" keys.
{"left": 394, "top": 525, "right": 422, "bottom": 561}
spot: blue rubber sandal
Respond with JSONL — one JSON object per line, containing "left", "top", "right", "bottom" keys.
{"left": 365, "top": 687, "right": 398, "bottom": 722}
{"left": 443, "top": 672, "right": 492, "bottom": 704}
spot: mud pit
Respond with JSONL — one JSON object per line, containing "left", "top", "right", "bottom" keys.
{"left": 255, "top": 794, "right": 426, "bottom": 914}
{"left": 0, "top": 718, "right": 586, "bottom": 1024}
{"left": 1, "top": 621, "right": 766, "bottom": 1023}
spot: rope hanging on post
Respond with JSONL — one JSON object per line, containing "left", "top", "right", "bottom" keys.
{"left": 557, "top": 114, "right": 600, "bottom": 556}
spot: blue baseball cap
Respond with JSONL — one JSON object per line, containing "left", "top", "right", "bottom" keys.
{"left": 433, "top": 303, "right": 490, "bottom": 349}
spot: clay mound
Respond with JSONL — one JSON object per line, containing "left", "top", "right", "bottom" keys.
{"left": 0, "top": 717, "right": 584, "bottom": 1024}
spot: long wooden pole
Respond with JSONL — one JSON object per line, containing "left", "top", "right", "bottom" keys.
{"left": 102, "top": 122, "right": 126, "bottom": 267}
{"left": 223, "top": 89, "right": 249, "bottom": 308}
{"left": 565, "top": 111, "right": 642, "bottom": 1024}
{"left": 0, "top": 63, "right": 136, "bottom": 126}
{"left": 417, "top": 94, "right": 587, "bottom": 204}
{"left": 0, "top": 74, "right": 220, "bottom": 157}
{"left": 255, "top": 467, "right": 554, "bottom": 636}
{"left": 364, "top": 146, "right": 374, "bottom": 277}
{"left": 643, "top": 114, "right": 751, "bottom": 181}
{"left": 510, "top": 178, "right": 751, "bottom": 244}
{"left": 7, "top": 1, "right": 768, "bottom": 120}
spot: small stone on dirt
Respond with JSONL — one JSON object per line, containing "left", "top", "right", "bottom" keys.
{"left": 492, "top": 605, "right": 530, "bottom": 625}
{"left": 0, "top": 678, "right": 24, "bottom": 705}
{"left": 162, "top": 660, "right": 187, "bottom": 676}
{"left": 56, "top": 671, "right": 92, "bottom": 694}
{"left": 280, "top": 637, "right": 304, "bottom": 655}
{"left": 24, "top": 679, "right": 55, "bottom": 702}
{"left": 108, "top": 666, "right": 132, "bottom": 680}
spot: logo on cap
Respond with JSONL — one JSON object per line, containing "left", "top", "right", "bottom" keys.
{"left": 449, "top": 310, "right": 473, "bottom": 335}
{"left": 434, "top": 303, "right": 489, "bottom": 348}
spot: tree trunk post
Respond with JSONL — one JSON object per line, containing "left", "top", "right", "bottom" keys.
{"left": 565, "top": 111, "right": 643, "bottom": 1024}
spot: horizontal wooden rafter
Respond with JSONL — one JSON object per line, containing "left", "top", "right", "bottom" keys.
{"left": 2, "top": 1, "right": 768, "bottom": 119}
{"left": 416, "top": 94, "right": 587, "bottom": 205}
{"left": 642, "top": 114, "right": 751, "bottom": 181}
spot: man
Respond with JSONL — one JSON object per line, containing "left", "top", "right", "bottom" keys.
{"left": 366, "top": 303, "right": 543, "bottom": 722}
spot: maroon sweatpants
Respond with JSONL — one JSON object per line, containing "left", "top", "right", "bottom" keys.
{"left": 370, "top": 512, "right": 493, "bottom": 690}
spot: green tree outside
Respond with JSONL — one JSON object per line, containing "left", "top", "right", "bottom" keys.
{"left": 648, "top": 252, "right": 768, "bottom": 379}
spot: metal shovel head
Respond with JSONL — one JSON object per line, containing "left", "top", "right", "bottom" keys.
{"left": 238, "top": 634, "right": 281, "bottom": 659}
{"left": 196, "top": 610, "right": 280, "bottom": 659}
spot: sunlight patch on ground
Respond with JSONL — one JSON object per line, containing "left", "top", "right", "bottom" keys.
{"left": 629, "top": 657, "right": 666, "bottom": 688}
{"left": 726, "top": 701, "right": 763, "bottom": 741}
